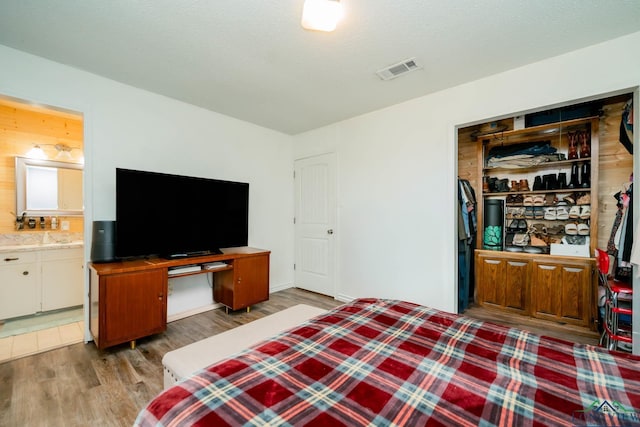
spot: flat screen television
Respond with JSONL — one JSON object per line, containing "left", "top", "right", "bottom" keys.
{"left": 115, "top": 168, "right": 249, "bottom": 259}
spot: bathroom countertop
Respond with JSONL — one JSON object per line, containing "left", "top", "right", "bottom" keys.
{"left": 0, "top": 241, "right": 84, "bottom": 253}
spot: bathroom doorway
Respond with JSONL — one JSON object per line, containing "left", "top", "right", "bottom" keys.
{"left": 0, "top": 95, "right": 85, "bottom": 361}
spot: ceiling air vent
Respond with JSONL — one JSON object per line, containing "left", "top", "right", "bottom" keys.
{"left": 376, "top": 58, "right": 422, "bottom": 81}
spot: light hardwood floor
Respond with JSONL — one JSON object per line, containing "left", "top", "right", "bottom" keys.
{"left": 0, "top": 288, "right": 600, "bottom": 427}
{"left": 463, "top": 304, "right": 600, "bottom": 346}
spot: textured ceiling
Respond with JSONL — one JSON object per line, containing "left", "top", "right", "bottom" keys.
{"left": 1, "top": 1, "right": 640, "bottom": 135}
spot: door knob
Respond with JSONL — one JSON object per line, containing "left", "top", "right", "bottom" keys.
{"left": 327, "top": 229, "right": 334, "bottom": 235}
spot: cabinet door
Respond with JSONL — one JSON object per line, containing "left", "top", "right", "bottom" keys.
{"left": 101, "top": 269, "right": 167, "bottom": 347}
{"left": 0, "top": 261, "right": 39, "bottom": 319}
{"left": 503, "top": 259, "right": 528, "bottom": 313}
{"left": 476, "top": 253, "right": 528, "bottom": 314}
{"left": 233, "top": 255, "right": 270, "bottom": 310}
{"left": 477, "top": 256, "right": 506, "bottom": 307}
{"left": 41, "top": 256, "right": 84, "bottom": 311}
{"left": 532, "top": 260, "right": 593, "bottom": 327}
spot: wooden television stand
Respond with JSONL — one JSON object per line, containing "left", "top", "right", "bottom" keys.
{"left": 89, "top": 247, "right": 270, "bottom": 350}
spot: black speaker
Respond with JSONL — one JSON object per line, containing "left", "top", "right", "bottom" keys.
{"left": 91, "top": 220, "right": 116, "bottom": 262}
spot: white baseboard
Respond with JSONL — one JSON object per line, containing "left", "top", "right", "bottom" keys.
{"left": 335, "top": 293, "right": 355, "bottom": 303}
{"left": 270, "top": 282, "right": 294, "bottom": 293}
{"left": 167, "top": 302, "right": 222, "bottom": 323}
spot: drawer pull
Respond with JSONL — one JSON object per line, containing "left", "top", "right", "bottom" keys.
{"left": 4, "top": 257, "right": 19, "bottom": 262}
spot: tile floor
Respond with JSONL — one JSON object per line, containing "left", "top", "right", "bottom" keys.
{"left": 0, "top": 320, "right": 84, "bottom": 363}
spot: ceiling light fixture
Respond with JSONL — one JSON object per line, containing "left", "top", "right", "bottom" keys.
{"left": 301, "top": 0, "right": 343, "bottom": 32}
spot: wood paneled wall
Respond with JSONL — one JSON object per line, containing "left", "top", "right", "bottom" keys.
{"left": 457, "top": 96, "right": 633, "bottom": 252}
{"left": 597, "top": 99, "right": 634, "bottom": 250}
{"left": 0, "top": 100, "right": 84, "bottom": 234}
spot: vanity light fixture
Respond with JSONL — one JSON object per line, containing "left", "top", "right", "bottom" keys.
{"left": 55, "top": 144, "right": 73, "bottom": 160}
{"left": 25, "top": 143, "right": 82, "bottom": 161}
{"left": 301, "top": 0, "right": 343, "bottom": 32}
{"left": 26, "top": 145, "right": 47, "bottom": 160}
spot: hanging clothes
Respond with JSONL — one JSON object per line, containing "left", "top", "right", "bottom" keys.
{"left": 619, "top": 98, "right": 633, "bottom": 154}
{"left": 458, "top": 178, "right": 477, "bottom": 312}
{"left": 608, "top": 180, "right": 633, "bottom": 282}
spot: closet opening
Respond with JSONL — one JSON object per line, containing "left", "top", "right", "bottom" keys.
{"left": 456, "top": 91, "right": 635, "bottom": 350}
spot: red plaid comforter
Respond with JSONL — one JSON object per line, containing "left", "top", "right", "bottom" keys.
{"left": 136, "top": 299, "right": 640, "bottom": 426}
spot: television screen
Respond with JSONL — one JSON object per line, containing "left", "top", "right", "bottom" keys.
{"left": 115, "top": 168, "right": 249, "bottom": 259}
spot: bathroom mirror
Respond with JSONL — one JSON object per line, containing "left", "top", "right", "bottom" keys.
{"left": 15, "top": 157, "right": 84, "bottom": 217}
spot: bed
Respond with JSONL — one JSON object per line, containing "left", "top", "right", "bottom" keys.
{"left": 135, "top": 298, "right": 640, "bottom": 426}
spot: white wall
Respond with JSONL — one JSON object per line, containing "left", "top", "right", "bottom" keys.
{"left": 0, "top": 44, "right": 294, "bottom": 340}
{"left": 293, "top": 30, "right": 640, "bottom": 337}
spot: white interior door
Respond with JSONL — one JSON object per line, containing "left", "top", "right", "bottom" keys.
{"left": 294, "top": 153, "right": 336, "bottom": 296}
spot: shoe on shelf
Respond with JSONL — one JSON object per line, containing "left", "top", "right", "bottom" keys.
{"left": 579, "top": 130, "right": 591, "bottom": 158}
{"left": 524, "top": 206, "right": 534, "bottom": 219}
{"left": 547, "top": 224, "right": 565, "bottom": 235}
{"left": 576, "top": 193, "right": 591, "bottom": 205}
{"left": 556, "top": 206, "right": 569, "bottom": 220}
{"left": 530, "top": 234, "right": 548, "bottom": 247}
{"left": 519, "top": 179, "right": 530, "bottom": 192}
{"left": 579, "top": 205, "right": 591, "bottom": 219}
{"left": 569, "top": 205, "right": 581, "bottom": 219}
{"left": 523, "top": 196, "right": 534, "bottom": 206}
{"left": 517, "top": 219, "right": 528, "bottom": 231}
{"left": 544, "top": 207, "right": 557, "bottom": 220}
{"left": 568, "top": 164, "right": 580, "bottom": 188}
{"left": 496, "top": 178, "right": 510, "bottom": 192}
{"left": 533, "top": 206, "right": 544, "bottom": 219}
{"left": 568, "top": 131, "right": 579, "bottom": 160}
{"left": 557, "top": 172, "right": 567, "bottom": 189}
{"left": 565, "top": 223, "right": 578, "bottom": 235}
{"left": 533, "top": 195, "right": 545, "bottom": 206}
{"left": 506, "top": 207, "right": 515, "bottom": 219}
{"left": 577, "top": 223, "right": 590, "bottom": 236}
{"left": 506, "top": 194, "right": 523, "bottom": 206}
{"left": 580, "top": 163, "right": 591, "bottom": 188}
{"left": 530, "top": 223, "right": 547, "bottom": 235}
{"left": 533, "top": 176, "right": 543, "bottom": 191}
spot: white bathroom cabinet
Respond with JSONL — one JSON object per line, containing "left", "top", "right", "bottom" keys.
{"left": 0, "top": 246, "right": 84, "bottom": 320}
{"left": 0, "top": 251, "right": 40, "bottom": 319}
{"left": 41, "top": 248, "right": 84, "bottom": 311}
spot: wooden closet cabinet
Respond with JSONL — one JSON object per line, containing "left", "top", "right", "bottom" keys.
{"left": 476, "top": 251, "right": 596, "bottom": 329}
{"left": 476, "top": 252, "right": 529, "bottom": 315}
{"left": 531, "top": 258, "right": 595, "bottom": 328}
